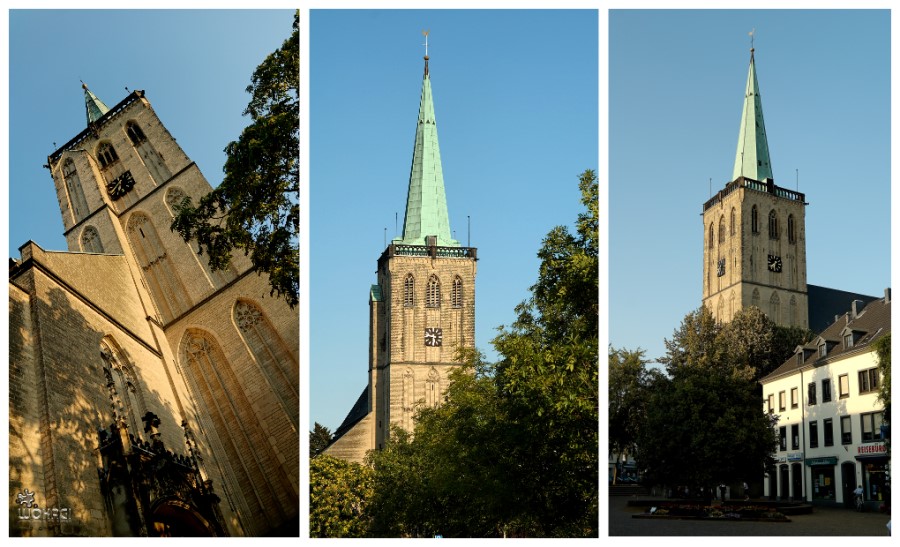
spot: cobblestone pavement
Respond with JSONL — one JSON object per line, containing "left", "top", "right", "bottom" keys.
{"left": 608, "top": 497, "right": 891, "bottom": 536}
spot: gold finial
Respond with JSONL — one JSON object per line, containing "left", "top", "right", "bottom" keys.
{"left": 749, "top": 28, "right": 755, "bottom": 52}
{"left": 81, "top": 80, "right": 88, "bottom": 90}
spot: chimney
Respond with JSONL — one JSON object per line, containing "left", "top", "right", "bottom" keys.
{"left": 885, "top": 288, "right": 891, "bottom": 304}
{"left": 851, "top": 300, "right": 864, "bottom": 319}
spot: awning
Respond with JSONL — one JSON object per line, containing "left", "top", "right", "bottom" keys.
{"left": 855, "top": 454, "right": 889, "bottom": 462}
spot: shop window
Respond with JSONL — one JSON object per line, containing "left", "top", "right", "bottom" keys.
{"left": 779, "top": 390, "right": 786, "bottom": 411}
{"left": 791, "top": 424, "right": 799, "bottom": 450}
{"left": 863, "top": 461, "right": 888, "bottom": 502}
{"left": 839, "top": 374, "right": 850, "bottom": 398}
{"left": 790, "top": 387, "right": 798, "bottom": 409}
{"left": 811, "top": 465, "right": 836, "bottom": 501}
{"left": 860, "top": 412, "right": 884, "bottom": 443}
{"left": 858, "top": 368, "right": 879, "bottom": 394}
{"left": 779, "top": 426, "right": 787, "bottom": 451}
{"left": 822, "top": 379, "right": 832, "bottom": 403}
{"left": 807, "top": 382, "right": 817, "bottom": 405}
{"left": 809, "top": 421, "right": 818, "bottom": 448}
{"left": 823, "top": 418, "right": 834, "bottom": 446}
{"left": 840, "top": 415, "right": 852, "bottom": 445}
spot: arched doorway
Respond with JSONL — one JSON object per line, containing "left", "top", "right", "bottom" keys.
{"left": 151, "top": 500, "right": 217, "bottom": 537}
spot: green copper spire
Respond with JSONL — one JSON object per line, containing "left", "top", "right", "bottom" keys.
{"left": 82, "top": 82, "right": 110, "bottom": 125}
{"left": 395, "top": 48, "right": 459, "bottom": 248}
{"left": 732, "top": 49, "right": 773, "bottom": 182}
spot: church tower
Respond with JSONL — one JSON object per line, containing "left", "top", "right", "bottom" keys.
{"left": 702, "top": 48, "right": 809, "bottom": 328}
{"left": 32, "top": 84, "right": 299, "bottom": 535}
{"left": 369, "top": 50, "right": 478, "bottom": 449}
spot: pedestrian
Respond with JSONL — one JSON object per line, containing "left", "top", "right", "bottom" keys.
{"left": 743, "top": 481, "right": 749, "bottom": 501}
{"left": 719, "top": 483, "right": 726, "bottom": 502}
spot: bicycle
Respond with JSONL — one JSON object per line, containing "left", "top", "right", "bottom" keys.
{"left": 855, "top": 494, "right": 865, "bottom": 512}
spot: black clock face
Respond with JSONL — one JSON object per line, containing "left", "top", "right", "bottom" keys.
{"left": 716, "top": 258, "right": 725, "bottom": 277}
{"left": 107, "top": 170, "right": 136, "bottom": 200}
{"left": 424, "top": 327, "right": 443, "bottom": 347}
{"left": 767, "top": 254, "right": 782, "bottom": 273}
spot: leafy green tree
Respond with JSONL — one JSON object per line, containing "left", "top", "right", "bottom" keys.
{"left": 640, "top": 306, "right": 780, "bottom": 493}
{"left": 309, "top": 454, "right": 373, "bottom": 538}
{"left": 608, "top": 347, "right": 659, "bottom": 461}
{"left": 172, "top": 11, "right": 299, "bottom": 307}
{"left": 310, "top": 422, "right": 333, "bottom": 459}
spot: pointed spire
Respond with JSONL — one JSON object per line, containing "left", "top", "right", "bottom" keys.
{"left": 395, "top": 48, "right": 459, "bottom": 247}
{"left": 731, "top": 47, "right": 773, "bottom": 182}
{"left": 82, "top": 82, "right": 110, "bottom": 126}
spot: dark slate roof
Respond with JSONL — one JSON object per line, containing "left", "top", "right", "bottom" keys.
{"left": 332, "top": 385, "right": 369, "bottom": 440}
{"left": 762, "top": 291, "right": 891, "bottom": 384}
{"left": 807, "top": 284, "right": 880, "bottom": 333}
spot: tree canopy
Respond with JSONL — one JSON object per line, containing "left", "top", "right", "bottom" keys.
{"left": 172, "top": 11, "right": 299, "bottom": 307}
{"left": 309, "top": 422, "right": 332, "bottom": 459}
{"left": 309, "top": 454, "right": 372, "bottom": 538}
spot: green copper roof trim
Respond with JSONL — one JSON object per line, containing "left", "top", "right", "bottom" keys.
{"left": 370, "top": 284, "right": 383, "bottom": 302}
{"left": 395, "top": 61, "right": 459, "bottom": 247}
{"left": 83, "top": 83, "right": 110, "bottom": 126}
{"left": 732, "top": 50, "right": 773, "bottom": 183}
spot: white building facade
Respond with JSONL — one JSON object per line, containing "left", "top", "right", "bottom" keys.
{"left": 760, "top": 290, "right": 890, "bottom": 508}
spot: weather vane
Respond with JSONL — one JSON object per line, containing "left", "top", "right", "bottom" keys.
{"left": 749, "top": 28, "right": 755, "bottom": 51}
{"left": 423, "top": 30, "right": 430, "bottom": 57}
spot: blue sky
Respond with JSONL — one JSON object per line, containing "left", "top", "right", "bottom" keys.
{"left": 310, "top": 9, "right": 599, "bottom": 432}
{"left": 8, "top": 9, "right": 295, "bottom": 255}
{"left": 610, "top": 10, "right": 890, "bottom": 367}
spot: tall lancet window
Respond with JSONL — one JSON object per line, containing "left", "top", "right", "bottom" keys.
{"left": 751, "top": 206, "right": 759, "bottom": 234}
{"left": 425, "top": 368, "right": 441, "bottom": 408}
{"left": 62, "top": 158, "right": 89, "bottom": 222}
{"left": 404, "top": 274, "right": 415, "bottom": 307}
{"left": 100, "top": 338, "right": 146, "bottom": 436}
{"left": 730, "top": 208, "right": 736, "bottom": 236}
{"left": 426, "top": 275, "right": 441, "bottom": 308}
{"left": 768, "top": 210, "right": 779, "bottom": 240}
{"left": 127, "top": 121, "right": 172, "bottom": 185}
{"left": 234, "top": 300, "right": 299, "bottom": 429}
{"left": 451, "top": 276, "right": 463, "bottom": 308}
{"left": 718, "top": 216, "right": 726, "bottom": 244}
{"left": 127, "top": 212, "right": 191, "bottom": 322}
{"left": 97, "top": 142, "right": 119, "bottom": 169}
{"left": 165, "top": 186, "right": 236, "bottom": 287}
{"left": 180, "top": 329, "right": 294, "bottom": 533}
{"left": 81, "top": 226, "right": 104, "bottom": 253}
{"left": 770, "top": 292, "right": 781, "bottom": 324}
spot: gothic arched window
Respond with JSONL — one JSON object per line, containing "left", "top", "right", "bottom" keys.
{"left": 451, "top": 276, "right": 463, "bottom": 308}
{"left": 718, "top": 216, "right": 726, "bottom": 244}
{"left": 730, "top": 208, "right": 736, "bottom": 236}
{"left": 97, "top": 142, "right": 119, "bottom": 169}
{"left": 164, "top": 186, "right": 188, "bottom": 217}
{"left": 126, "top": 121, "right": 146, "bottom": 145}
{"left": 425, "top": 368, "right": 441, "bottom": 408}
{"left": 81, "top": 225, "right": 104, "bottom": 253}
{"left": 787, "top": 215, "right": 796, "bottom": 244}
{"left": 768, "top": 210, "right": 779, "bottom": 240}
{"left": 789, "top": 296, "right": 798, "bottom": 326}
{"left": 426, "top": 275, "right": 441, "bottom": 308}
{"left": 100, "top": 338, "right": 146, "bottom": 436}
{"left": 234, "top": 300, "right": 298, "bottom": 428}
{"left": 751, "top": 288, "right": 761, "bottom": 310}
{"left": 404, "top": 274, "right": 415, "bottom": 307}
{"left": 709, "top": 223, "right": 715, "bottom": 249}
{"left": 770, "top": 292, "right": 781, "bottom": 324}
{"left": 62, "top": 158, "right": 89, "bottom": 221}
{"left": 127, "top": 212, "right": 191, "bottom": 322}
{"left": 751, "top": 205, "right": 759, "bottom": 234}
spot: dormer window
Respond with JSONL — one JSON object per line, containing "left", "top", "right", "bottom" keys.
{"left": 843, "top": 333, "right": 853, "bottom": 348}
{"left": 818, "top": 343, "right": 827, "bottom": 358}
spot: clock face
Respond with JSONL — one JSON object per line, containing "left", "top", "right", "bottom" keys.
{"left": 716, "top": 258, "right": 725, "bottom": 277}
{"left": 767, "top": 254, "right": 783, "bottom": 273}
{"left": 424, "top": 327, "right": 443, "bottom": 347}
{"left": 107, "top": 170, "right": 136, "bottom": 200}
